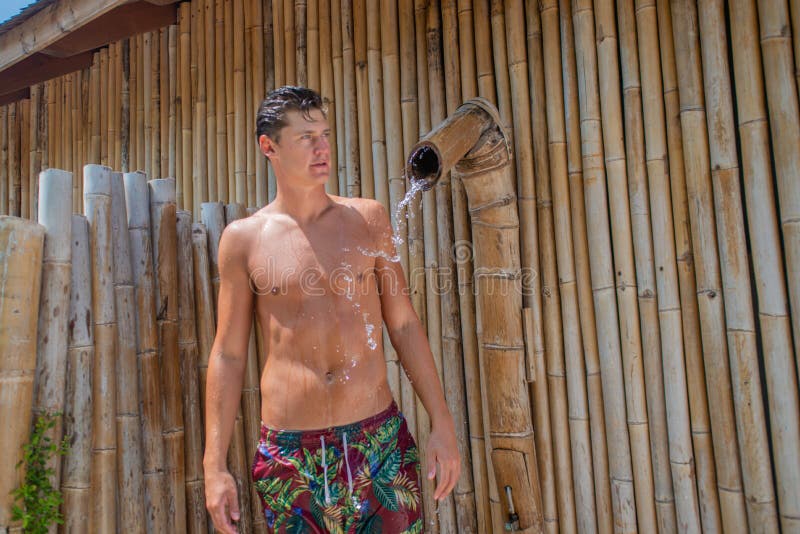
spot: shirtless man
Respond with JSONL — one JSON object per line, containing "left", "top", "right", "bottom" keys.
{"left": 203, "top": 86, "right": 460, "bottom": 533}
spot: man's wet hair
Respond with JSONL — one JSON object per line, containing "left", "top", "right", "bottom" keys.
{"left": 256, "top": 86, "right": 326, "bottom": 143}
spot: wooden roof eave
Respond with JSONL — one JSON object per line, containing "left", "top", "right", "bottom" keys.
{"left": 0, "top": 0, "right": 179, "bottom": 103}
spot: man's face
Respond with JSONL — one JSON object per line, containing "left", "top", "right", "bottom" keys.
{"left": 259, "top": 109, "right": 331, "bottom": 186}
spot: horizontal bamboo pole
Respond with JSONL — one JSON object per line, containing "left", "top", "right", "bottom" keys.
{"left": 0, "top": 216, "right": 45, "bottom": 531}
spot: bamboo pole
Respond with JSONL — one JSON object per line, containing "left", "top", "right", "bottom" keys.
{"left": 115, "top": 42, "right": 124, "bottom": 172}
{"left": 31, "top": 169, "right": 72, "bottom": 511}
{"left": 128, "top": 38, "right": 137, "bottom": 172}
{"left": 109, "top": 43, "right": 117, "bottom": 171}
{"left": 179, "top": 4, "right": 193, "bottom": 214}
{"left": 407, "top": 98, "right": 545, "bottom": 532}
{"left": 122, "top": 39, "right": 131, "bottom": 173}
{"left": 123, "top": 171, "right": 169, "bottom": 533}
{"left": 273, "top": 0, "right": 285, "bottom": 87}
{"left": 570, "top": 0, "right": 638, "bottom": 529}
{"left": 367, "top": 0, "right": 388, "bottom": 208}
{"left": 263, "top": 0, "right": 274, "bottom": 92}
{"left": 233, "top": 0, "right": 246, "bottom": 205}
{"left": 633, "top": 0, "right": 703, "bottom": 530}
{"left": 536, "top": 2, "right": 597, "bottom": 531}
{"left": 758, "top": 0, "right": 800, "bottom": 395}
{"left": 224, "top": 0, "right": 235, "bottom": 202}
{"left": 655, "top": 1, "right": 722, "bottom": 529}
{"left": 397, "top": 0, "right": 420, "bottom": 451}
{"left": 148, "top": 178, "right": 187, "bottom": 534}
{"left": 296, "top": 0, "right": 308, "bottom": 86}
{"left": 558, "top": 2, "right": 613, "bottom": 530}
{"left": 284, "top": 0, "right": 296, "bottom": 84}
{"left": 669, "top": 1, "right": 750, "bottom": 530}
{"left": 308, "top": 0, "right": 320, "bottom": 91}
{"left": 137, "top": 35, "right": 146, "bottom": 173}
{"left": 320, "top": 0, "right": 339, "bottom": 196}
{"left": 110, "top": 171, "right": 146, "bottom": 533}
{"left": 143, "top": 34, "right": 153, "bottom": 177}
{"left": 730, "top": 0, "right": 800, "bottom": 529}
{"left": 472, "top": 0, "right": 496, "bottom": 104}
{"left": 0, "top": 216, "right": 45, "bottom": 532}
{"left": 215, "top": 0, "right": 229, "bottom": 206}
{"left": 8, "top": 103, "right": 19, "bottom": 216}
{"left": 99, "top": 49, "right": 109, "bottom": 167}
{"left": 191, "top": 221, "right": 215, "bottom": 417}
{"left": 0, "top": 107, "right": 7, "bottom": 216}
{"left": 251, "top": 0, "right": 266, "bottom": 208}
{"left": 201, "top": 201, "right": 253, "bottom": 534}
{"left": 168, "top": 26, "right": 177, "bottom": 183}
{"left": 61, "top": 76, "right": 73, "bottom": 211}
{"left": 615, "top": 1, "right": 677, "bottom": 530}
{"left": 18, "top": 100, "right": 29, "bottom": 220}
{"left": 224, "top": 203, "right": 266, "bottom": 533}
{"left": 194, "top": 0, "right": 210, "bottom": 207}
{"left": 341, "top": 0, "right": 360, "bottom": 198}
{"left": 176, "top": 210, "right": 208, "bottom": 534}
{"left": 245, "top": 0, "right": 255, "bottom": 208}
{"left": 203, "top": 0, "right": 215, "bottom": 201}
{"left": 160, "top": 30, "right": 169, "bottom": 180}
{"left": 61, "top": 214, "right": 93, "bottom": 532}
{"left": 331, "top": 0, "right": 345, "bottom": 196}
{"left": 151, "top": 33, "right": 161, "bottom": 179}
{"left": 354, "top": 0, "right": 374, "bottom": 200}
{"left": 84, "top": 164, "right": 118, "bottom": 534}
{"left": 28, "top": 87, "right": 41, "bottom": 220}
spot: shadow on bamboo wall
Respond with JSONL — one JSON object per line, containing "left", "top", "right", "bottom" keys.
{"left": 1, "top": 0, "right": 800, "bottom": 533}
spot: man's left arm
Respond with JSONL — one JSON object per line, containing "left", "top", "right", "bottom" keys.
{"left": 367, "top": 200, "right": 461, "bottom": 501}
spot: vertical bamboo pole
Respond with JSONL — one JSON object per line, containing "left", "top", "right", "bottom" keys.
{"left": 308, "top": 0, "right": 320, "bottom": 90}
{"left": 191, "top": 221, "right": 215, "bottom": 415}
{"left": 354, "top": 0, "right": 374, "bottom": 200}
{"left": 668, "top": 1, "right": 750, "bottom": 530}
{"left": 0, "top": 216, "right": 45, "bottom": 532}
{"left": 204, "top": 0, "right": 215, "bottom": 200}
{"left": 234, "top": 0, "right": 247, "bottom": 205}
{"left": 263, "top": 0, "right": 275, "bottom": 92}
{"left": 63, "top": 76, "right": 74, "bottom": 210}
{"left": 179, "top": 4, "right": 193, "bottom": 214}
{"left": 224, "top": 0, "right": 235, "bottom": 202}
{"left": 367, "top": 0, "right": 388, "bottom": 208}
{"left": 160, "top": 30, "right": 170, "bottom": 180}
{"left": 61, "top": 214, "right": 93, "bottom": 532}
{"left": 245, "top": 0, "right": 255, "bottom": 208}
{"left": 730, "top": 1, "right": 800, "bottom": 529}
{"left": 758, "top": 0, "right": 800, "bottom": 388}
{"left": 28, "top": 88, "right": 40, "bottom": 220}
{"left": 331, "top": 0, "right": 345, "bottom": 196}
{"left": 616, "top": 0, "right": 677, "bottom": 530}
{"left": 216, "top": 0, "right": 229, "bottom": 205}
{"left": 194, "top": 0, "right": 210, "bottom": 207}
{"left": 100, "top": 49, "right": 109, "bottom": 167}
{"left": 84, "top": 164, "right": 118, "bottom": 534}
{"left": 115, "top": 42, "right": 124, "bottom": 172}
{"left": 320, "top": 0, "right": 340, "bottom": 196}
{"left": 571, "top": 0, "right": 638, "bottom": 529}
{"left": 698, "top": 1, "right": 780, "bottom": 529}
{"left": 537, "top": 2, "right": 598, "bottom": 531}
{"left": 273, "top": 0, "right": 285, "bottom": 87}
{"left": 656, "top": 1, "right": 721, "bottom": 529}
{"left": 201, "top": 201, "right": 253, "bottom": 534}
{"left": 559, "top": 3, "right": 614, "bottom": 530}
{"left": 128, "top": 38, "right": 137, "bottom": 172}
{"left": 168, "top": 26, "right": 177, "bottom": 183}
{"left": 144, "top": 34, "right": 153, "bottom": 178}
{"left": 109, "top": 43, "right": 118, "bottom": 171}
{"left": 341, "top": 0, "right": 360, "bottom": 198}
{"left": 19, "top": 100, "right": 29, "bottom": 220}
{"left": 472, "top": 0, "right": 496, "bottom": 104}
{"left": 32, "top": 169, "right": 72, "bottom": 514}
{"left": 149, "top": 178, "right": 187, "bottom": 534}
{"left": 0, "top": 107, "right": 6, "bottom": 216}
{"left": 138, "top": 35, "right": 148, "bottom": 174}
{"left": 284, "top": 0, "right": 296, "bottom": 84}
{"left": 296, "top": 0, "right": 308, "bottom": 86}
{"left": 634, "top": 0, "right": 706, "bottom": 530}
{"left": 150, "top": 35, "right": 161, "bottom": 179}
{"left": 398, "top": 0, "right": 420, "bottom": 451}
{"left": 8, "top": 103, "right": 19, "bottom": 216}
{"left": 110, "top": 171, "right": 146, "bottom": 533}
{"left": 251, "top": 0, "right": 267, "bottom": 208}
{"left": 123, "top": 171, "right": 169, "bottom": 533}
{"left": 122, "top": 39, "right": 131, "bottom": 173}
{"left": 176, "top": 210, "right": 209, "bottom": 534}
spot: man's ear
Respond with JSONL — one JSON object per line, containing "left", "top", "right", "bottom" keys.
{"left": 258, "top": 134, "right": 275, "bottom": 158}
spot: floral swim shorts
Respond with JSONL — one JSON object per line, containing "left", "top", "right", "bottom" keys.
{"left": 252, "top": 401, "right": 424, "bottom": 533}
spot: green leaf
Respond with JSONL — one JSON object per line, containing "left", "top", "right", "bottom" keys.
{"left": 400, "top": 518, "right": 424, "bottom": 534}
{"left": 286, "top": 514, "right": 310, "bottom": 534}
{"left": 376, "top": 449, "right": 401, "bottom": 485}
{"left": 373, "top": 479, "right": 399, "bottom": 511}
{"left": 358, "top": 513, "right": 384, "bottom": 534}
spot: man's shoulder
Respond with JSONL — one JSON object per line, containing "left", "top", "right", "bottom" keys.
{"left": 332, "top": 195, "right": 385, "bottom": 218}
{"left": 219, "top": 211, "right": 265, "bottom": 250}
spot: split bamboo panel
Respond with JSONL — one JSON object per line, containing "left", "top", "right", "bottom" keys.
{"left": 124, "top": 171, "right": 169, "bottom": 533}
{"left": 729, "top": 0, "right": 800, "bottom": 529}
{"left": 176, "top": 210, "right": 208, "bottom": 533}
{"left": 655, "top": 0, "right": 722, "bottom": 529}
{"left": 32, "top": 169, "right": 72, "bottom": 498}
{"left": 536, "top": 2, "right": 597, "bottom": 532}
{"left": 633, "top": 0, "right": 705, "bottom": 530}
{"left": 758, "top": 0, "right": 800, "bottom": 395}
{"left": 559, "top": 3, "right": 614, "bottom": 530}
{"left": 0, "top": 216, "right": 45, "bottom": 532}
{"left": 697, "top": 2, "right": 778, "bottom": 529}
{"left": 149, "top": 178, "right": 187, "bottom": 534}
{"left": 110, "top": 171, "right": 146, "bottom": 532}
{"left": 669, "top": 2, "right": 750, "bottom": 531}
{"left": 61, "top": 214, "right": 93, "bottom": 532}
{"left": 83, "top": 164, "right": 118, "bottom": 534}
{"left": 202, "top": 200, "right": 253, "bottom": 534}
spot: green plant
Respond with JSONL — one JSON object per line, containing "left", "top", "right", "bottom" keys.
{"left": 11, "top": 412, "right": 70, "bottom": 534}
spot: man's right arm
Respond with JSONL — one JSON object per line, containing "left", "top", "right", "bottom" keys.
{"left": 203, "top": 221, "right": 254, "bottom": 534}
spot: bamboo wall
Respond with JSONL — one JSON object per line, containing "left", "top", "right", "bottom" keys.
{"left": 1, "top": 0, "right": 800, "bottom": 533}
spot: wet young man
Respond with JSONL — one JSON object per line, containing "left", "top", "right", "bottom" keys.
{"left": 203, "top": 86, "right": 460, "bottom": 533}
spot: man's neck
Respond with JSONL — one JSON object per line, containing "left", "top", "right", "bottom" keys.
{"left": 270, "top": 185, "right": 334, "bottom": 225}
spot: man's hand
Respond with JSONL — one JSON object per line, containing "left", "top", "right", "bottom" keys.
{"left": 425, "top": 418, "right": 461, "bottom": 501}
{"left": 205, "top": 468, "right": 241, "bottom": 534}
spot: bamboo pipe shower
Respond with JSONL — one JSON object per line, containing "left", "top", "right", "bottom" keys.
{"left": 406, "top": 98, "right": 543, "bottom": 532}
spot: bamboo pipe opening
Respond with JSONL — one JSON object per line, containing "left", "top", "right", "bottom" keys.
{"left": 405, "top": 97, "right": 505, "bottom": 190}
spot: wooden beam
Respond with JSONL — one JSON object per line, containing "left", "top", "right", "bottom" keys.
{"left": 0, "top": 88, "right": 30, "bottom": 107}
{"left": 41, "top": 2, "right": 177, "bottom": 58}
{"left": 0, "top": 51, "right": 94, "bottom": 101}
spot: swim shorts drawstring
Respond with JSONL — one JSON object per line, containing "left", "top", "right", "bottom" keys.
{"left": 321, "top": 435, "right": 331, "bottom": 505}
{"left": 343, "top": 432, "right": 354, "bottom": 501}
